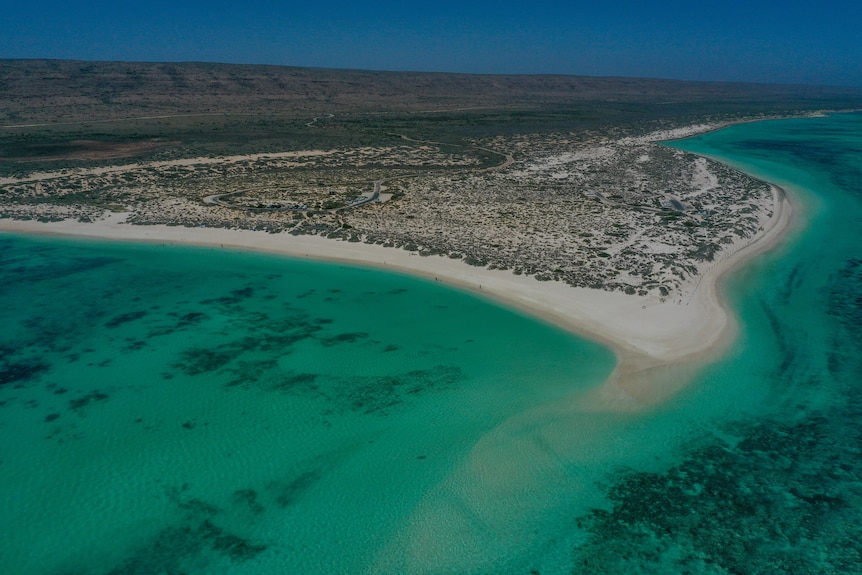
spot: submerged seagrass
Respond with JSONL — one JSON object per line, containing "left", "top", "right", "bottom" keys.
{"left": 570, "top": 112, "right": 862, "bottom": 573}
{"left": 0, "top": 234, "right": 615, "bottom": 573}
{"left": 1, "top": 112, "right": 861, "bottom": 574}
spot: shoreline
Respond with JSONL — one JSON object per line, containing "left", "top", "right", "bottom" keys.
{"left": 0, "top": 116, "right": 812, "bottom": 407}
{"left": 0, "top": 172, "right": 793, "bottom": 404}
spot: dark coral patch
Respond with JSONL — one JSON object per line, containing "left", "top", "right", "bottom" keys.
{"left": 104, "top": 520, "right": 266, "bottom": 574}
{"left": 0, "top": 358, "right": 50, "bottom": 387}
{"left": 270, "top": 372, "right": 319, "bottom": 393}
{"left": 176, "top": 348, "right": 237, "bottom": 376}
{"left": 221, "top": 359, "right": 277, "bottom": 388}
{"left": 320, "top": 332, "right": 369, "bottom": 347}
{"left": 176, "top": 311, "right": 207, "bottom": 328}
{"left": 123, "top": 339, "right": 148, "bottom": 352}
{"left": 273, "top": 470, "right": 322, "bottom": 508}
{"left": 148, "top": 311, "right": 208, "bottom": 338}
{"left": 344, "top": 365, "right": 463, "bottom": 414}
{"left": 209, "top": 526, "right": 267, "bottom": 560}
{"left": 69, "top": 390, "right": 109, "bottom": 411}
{"left": 104, "top": 310, "right": 148, "bottom": 328}
{"left": 200, "top": 286, "right": 255, "bottom": 307}
{"left": 101, "top": 485, "right": 270, "bottom": 571}
{"left": 232, "top": 489, "right": 265, "bottom": 515}
{"left": 572, "top": 412, "right": 862, "bottom": 574}
{"left": 231, "top": 287, "right": 255, "bottom": 299}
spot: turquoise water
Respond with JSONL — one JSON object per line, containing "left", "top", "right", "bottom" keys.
{"left": 0, "top": 235, "right": 618, "bottom": 574}
{"left": 2, "top": 111, "right": 861, "bottom": 574}
{"left": 569, "top": 112, "right": 862, "bottom": 573}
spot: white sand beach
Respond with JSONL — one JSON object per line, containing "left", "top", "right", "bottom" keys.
{"left": 0, "top": 180, "right": 792, "bottom": 406}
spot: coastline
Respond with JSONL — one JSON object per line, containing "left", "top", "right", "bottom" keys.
{"left": 0, "top": 173, "right": 793, "bottom": 404}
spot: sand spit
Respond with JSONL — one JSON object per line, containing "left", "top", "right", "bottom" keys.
{"left": 0, "top": 179, "right": 791, "bottom": 405}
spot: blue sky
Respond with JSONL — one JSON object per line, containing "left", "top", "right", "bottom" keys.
{"left": 2, "top": 0, "right": 860, "bottom": 86}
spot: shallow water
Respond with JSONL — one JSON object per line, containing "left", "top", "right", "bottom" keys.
{"left": 567, "top": 112, "right": 862, "bottom": 573}
{"left": 2, "top": 111, "right": 861, "bottom": 574}
{"left": 0, "top": 234, "right": 619, "bottom": 574}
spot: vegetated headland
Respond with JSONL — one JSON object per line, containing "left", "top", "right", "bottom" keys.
{"left": 1, "top": 59, "right": 860, "bottom": 389}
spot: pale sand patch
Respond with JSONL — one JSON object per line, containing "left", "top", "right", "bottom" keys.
{"left": 0, "top": 149, "right": 336, "bottom": 186}
{"left": 689, "top": 156, "right": 719, "bottom": 197}
{"left": 0, "top": 181, "right": 791, "bottom": 401}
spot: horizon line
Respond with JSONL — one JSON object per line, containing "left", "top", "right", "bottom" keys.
{"left": 4, "top": 57, "right": 862, "bottom": 91}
